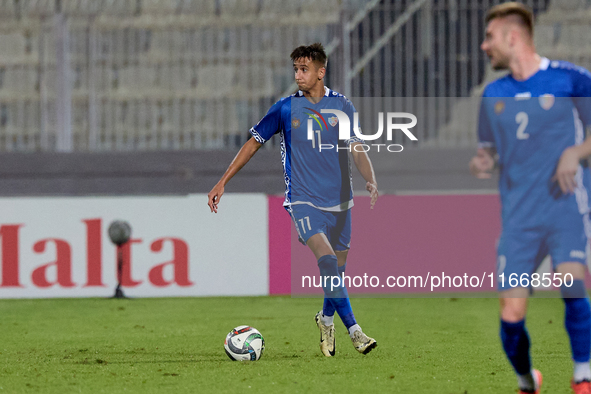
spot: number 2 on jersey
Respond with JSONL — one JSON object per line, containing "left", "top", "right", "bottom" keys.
{"left": 298, "top": 216, "right": 312, "bottom": 234}
{"left": 515, "top": 111, "right": 529, "bottom": 140}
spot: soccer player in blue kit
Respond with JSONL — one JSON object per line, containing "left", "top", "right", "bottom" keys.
{"left": 470, "top": 3, "right": 591, "bottom": 393}
{"left": 208, "top": 43, "right": 379, "bottom": 356}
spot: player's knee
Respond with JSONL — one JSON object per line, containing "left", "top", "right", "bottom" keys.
{"left": 317, "top": 254, "right": 345, "bottom": 298}
{"left": 500, "top": 301, "right": 527, "bottom": 322}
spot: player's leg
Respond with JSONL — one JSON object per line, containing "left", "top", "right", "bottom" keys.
{"left": 550, "top": 222, "right": 591, "bottom": 392}
{"left": 288, "top": 205, "right": 337, "bottom": 357}
{"left": 555, "top": 253, "right": 591, "bottom": 394}
{"left": 499, "top": 288, "right": 540, "bottom": 393}
{"left": 307, "top": 232, "right": 340, "bottom": 356}
{"left": 309, "top": 236, "right": 375, "bottom": 354}
{"left": 324, "top": 208, "right": 353, "bottom": 321}
{"left": 498, "top": 232, "right": 544, "bottom": 393}
{"left": 332, "top": 248, "right": 377, "bottom": 354}
{"left": 317, "top": 250, "right": 350, "bottom": 356}
{"left": 500, "top": 291, "right": 543, "bottom": 394}
{"left": 320, "top": 250, "right": 347, "bottom": 323}
{"left": 319, "top": 210, "right": 376, "bottom": 354}
{"left": 307, "top": 233, "right": 349, "bottom": 313}
{"left": 310, "top": 209, "right": 348, "bottom": 327}
{"left": 556, "top": 262, "right": 591, "bottom": 393}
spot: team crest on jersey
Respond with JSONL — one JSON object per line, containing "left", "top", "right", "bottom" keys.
{"left": 328, "top": 116, "right": 338, "bottom": 127}
{"left": 494, "top": 100, "right": 505, "bottom": 115}
{"left": 291, "top": 118, "right": 301, "bottom": 128}
{"left": 539, "top": 94, "right": 555, "bottom": 110}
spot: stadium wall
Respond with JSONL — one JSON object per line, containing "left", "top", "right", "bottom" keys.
{"left": 0, "top": 148, "right": 497, "bottom": 196}
{"left": 0, "top": 194, "right": 269, "bottom": 298}
{"left": 269, "top": 194, "right": 503, "bottom": 296}
{"left": 2, "top": 193, "right": 583, "bottom": 298}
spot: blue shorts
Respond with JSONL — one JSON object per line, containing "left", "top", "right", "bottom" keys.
{"left": 287, "top": 204, "right": 352, "bottom": 251}
{"left": 497, "top": 222, "right": 588, "bottom": 291}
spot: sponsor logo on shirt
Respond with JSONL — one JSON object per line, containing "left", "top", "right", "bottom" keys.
{"left": 515, "top": 92, "right": 531, "bottom": 100}
{"left": 570, "top": 250, "right": 586, "bottom": 259}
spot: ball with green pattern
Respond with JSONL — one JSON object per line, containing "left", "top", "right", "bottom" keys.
{"left": 223, "top": 326, "right": 265, "bottom": 361}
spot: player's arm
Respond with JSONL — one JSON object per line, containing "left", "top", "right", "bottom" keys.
{"left": 556, "top": 68, "right": 591, "bottom": 194}
{"left": 469, "top": 147, "right": 496, "bottom": 179}
{"left": 555, "top": 139, "right": 591, "bottom": 194}
{"left": 207, "top": 137, "right": 263, "bottom": 213}
{"left": 350, "top": 142, "right": 378, "bottom": 209}
{"left": 471, "top": 90, "right": 497, "bottom": 179}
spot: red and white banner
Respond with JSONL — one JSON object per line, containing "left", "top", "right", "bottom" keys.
{"left": 4, "top": 192, "right": 578, "bottom": 299}
{"left": 0, "top": 194, "right": 268, "bottom": 298}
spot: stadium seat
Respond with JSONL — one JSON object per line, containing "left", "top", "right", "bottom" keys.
{"left": 0, "top": 67, "right": 38, "bottom": 97}
{"left": 178, "top": 0, "right": 216, "bottom": 16}
{"left": 0, "top": 102, "right": 24, "bottom": 151}
{"left": 111, "top": 100, "right": 133, "bottom": 144}
{"left": 144, "top": 30, "right": 173, "bottom": 61}
{"left": 140, "top": 0, "right": 180, "bottom": 15}
{"left": 130, "top": 99, "right": 153, "bottom": 149}
{"left": 0, "top": 33, "right": 26, "bottom": 65}
{"left": 19, "top": 0, "right": 54, "bottom": 17}
{"left": 534, "top": 23, "right": 558, "bottom": 53}
{"left": 196, "top": 65, "right": 236, "bottom": 98}
{"left": 549, "top": 0, "right": 589, "bottom": 12}
{"left": 0, "top": 0, "right": 17, "bottom": 19}
{"left": 300, "top": 0, "right": 340, "bottom": 24}
{"left": 117, "top": 65, "right": 157, "bottom": 97}
{"left": 61, "top": 0, "right": 99, "bottom": 16}
{"left": 167, "top": 63, "right": 196, "bottom": 93}
{"left": 234, "top": 65, "right": 274, "bottom": 98}
{"left": 558, "top": 24, "right": 591, "bottom": 55}
{"left": 434, "top": 98, "right": 479, "bottom": 148}
{"left": 259, "top": 0, "right": 301, "bottom": 23}
{"left": 198, "top": 99, "right": 240, "bottom": 148}
{"left": 219, "top": 0, "right": 259, "bottom": 17}
{"left": 90, "top": 0, "right": 137, "bottom": 16}
{"left": 89, "top": 64, "right": 113, "bottom": 93}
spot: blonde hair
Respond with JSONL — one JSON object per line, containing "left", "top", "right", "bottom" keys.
{"left": 486, "top": 2, "right": 534, "bottom": 37}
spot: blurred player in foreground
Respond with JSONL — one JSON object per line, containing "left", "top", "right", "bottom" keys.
{"left": 208, "top": 43, "right": 379, "bottom": 356}
{"left": 470, "top": 3, "right": 591, "bottom": 393}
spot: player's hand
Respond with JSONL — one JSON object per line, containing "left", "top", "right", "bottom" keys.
{"left": 469, "top": 148, "right": 495, "bottom": 179}
{"left": 554, "top": 146, "right": 580, "bottom": 194}
{"left": 207, "top": 183, "right": 225, "bottom": 213}
{"left": 366, "top": 182, "right": 378, "bottom": 209}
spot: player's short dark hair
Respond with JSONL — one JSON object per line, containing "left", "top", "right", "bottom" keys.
{"left": 486, "top": 2, "right": 534, "bottom": 37}
{"left": 290, "top": 43, "right": 327, "bottom": 69}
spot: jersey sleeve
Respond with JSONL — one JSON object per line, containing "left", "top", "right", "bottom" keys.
{"left": 570, "top": 67, "right": 591, "bottom": 128}
{"left": 343, "top": 99, "right": 364, "bottom": 147}
{"left": 249, "top": 99, "right": 284, "bottom": 144}
{"left": 477, "top": 89, "right": 495, "bottom": 149}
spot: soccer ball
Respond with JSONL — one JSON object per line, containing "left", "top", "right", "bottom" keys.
{"left": 224, "top": 325, "right": 265, "bottom": 361}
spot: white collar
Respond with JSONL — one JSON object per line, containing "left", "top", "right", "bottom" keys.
{"left": 297, "top": 86, "right": 330, "bottom": 97}
{"left": 539, "top": 57, "right": 550, "bottom": 71}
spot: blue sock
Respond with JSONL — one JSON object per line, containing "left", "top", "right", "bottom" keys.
{"left": 317, "top": 256, "right": 356, "bottom": 329}
{"left": 500, "top": 319, "right": 531, "bottom": 375}
{"left": 562, "top": 280, "right": 591, "bottom": 363}
{"left": 322, "top": 263, "right": 346, "bottom": 317}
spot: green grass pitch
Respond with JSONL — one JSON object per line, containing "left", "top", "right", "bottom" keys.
{"left": 0, "top": 295, "right": 577, "bottom": 393}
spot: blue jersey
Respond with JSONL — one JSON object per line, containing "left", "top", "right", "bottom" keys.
{"left": 478, "top": 58, "right": 591, "bottom": 232}
{"left": 249, "top": 87, "right": 362, "bottom": 211}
